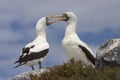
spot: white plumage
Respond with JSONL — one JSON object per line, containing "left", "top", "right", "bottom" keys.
{"left": 50, "top": 12, "right": 95, "bottom": 67}
{"left": 14, "top": 17, "right": 51, "bottom": 70}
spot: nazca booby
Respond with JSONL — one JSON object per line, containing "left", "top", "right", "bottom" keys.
{"left": 49, "top": 12, "right": 95, "bottom": 67}
{"left": 14, "top": 16, "right": 55, "bottom": 70}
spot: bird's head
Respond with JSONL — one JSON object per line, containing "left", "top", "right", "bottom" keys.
{"left": 36, "top": 16, "right": 57, "bottom": 30}
{"left": 36, "top": 17, "right": 54, "bottom": 27}
{"left": 35, "top": 16, "right": 55, "bottom": 35}
{"left": 47, "top": 12, "right": 77, "bottom": 24}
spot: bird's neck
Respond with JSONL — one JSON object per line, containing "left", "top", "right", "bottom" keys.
{"left": 65, "top": 22, "right": 76, "bottom": 37}
{"left": 36, "top": 29, "right": 46, "bottom": 35}
{"left": 35, "top": 23, "right": 47, "bottom": 39}
{"left": 34, "top": 35, "right": 47, "bottom": 43}
{"left": 36, "top": 30, "right": 47, "bottom": 42}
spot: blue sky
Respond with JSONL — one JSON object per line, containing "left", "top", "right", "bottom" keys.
{"left": 0, "top": 0, "right": 120, "bottom": 79}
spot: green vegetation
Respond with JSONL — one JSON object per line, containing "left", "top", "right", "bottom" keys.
{"left": 29, "top": 61, "right": 120, "bottom": 80}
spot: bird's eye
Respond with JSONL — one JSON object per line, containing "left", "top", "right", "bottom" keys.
{"left": 63, "top": 14, "right": 69, "bottom": 21}
{"left": 46, "top": 17, "right": 49, "bottom": 25}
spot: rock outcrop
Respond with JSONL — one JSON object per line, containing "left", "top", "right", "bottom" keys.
{"left": 11, "top": 69, "right": 49, "bottom": 80}
{"left": 95, "top": 39, "right": 120, "bottom": 69}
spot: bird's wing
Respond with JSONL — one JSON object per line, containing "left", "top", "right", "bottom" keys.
{"left": 71, "top": 34, "right": 95, "bottom": 65}
{"left": 15, "top": 43, "right": 49, "bottom": 64}
{"left": 14, "top": 45, "right": 35, "bottom": 64}
{"left": 14, "top": 48, "right": 49, "bottom": 68}
{"left": 72, "top": 34, "right": 95, "bottom": 56}
{"left": 78, "top": 45, "right": 95, "bottom": 65}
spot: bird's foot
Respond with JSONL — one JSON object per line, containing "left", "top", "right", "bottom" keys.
{"left": 31, "top": 66, "right": 35, "bottom": 70}
{"left": 70, "top": 58, "right": 75, "bottom": 64}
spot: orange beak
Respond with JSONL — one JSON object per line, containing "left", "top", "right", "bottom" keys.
{"left": 46, "top": 14, "right": 67, "bottom": 25}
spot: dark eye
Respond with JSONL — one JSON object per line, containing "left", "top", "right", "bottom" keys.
{"left": 63, "top": 14, "right": 69, "bottom": 21}
{"left": 46, "top": 17, "right": 49, "bottom": 25}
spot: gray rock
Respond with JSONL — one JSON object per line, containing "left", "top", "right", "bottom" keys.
{"left": 95, "top": 39, "right": 120, "bottom": 69}
{"left": 11, "top": 68, "right": 50, "bottom": 80}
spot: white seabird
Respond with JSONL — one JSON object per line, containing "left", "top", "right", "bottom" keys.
{"left": 50, "top": 12, "right": 95, "bottom": 67}
{"left": 95, "top": 39, "right": 120, "bottom": 69}
{"left": 14, "top": 16, "right": 55, "bottom": 70}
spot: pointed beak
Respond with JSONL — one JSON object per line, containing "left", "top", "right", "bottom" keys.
{"left": 46, "top": 14, "right": 67, "bottom": 25}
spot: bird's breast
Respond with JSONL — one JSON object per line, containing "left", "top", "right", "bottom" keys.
{"left": 62, "top": 38, "right": 94, "bottom": 66}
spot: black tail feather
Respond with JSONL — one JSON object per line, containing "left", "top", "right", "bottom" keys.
{"left": 14, "top": 60, "right": 19, "bottom": 64}
{"left": 14, "top": 64, "right": 21, "bottom": 68}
